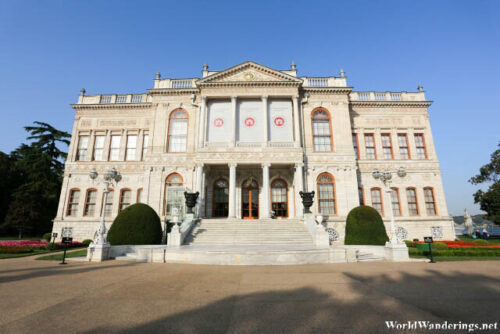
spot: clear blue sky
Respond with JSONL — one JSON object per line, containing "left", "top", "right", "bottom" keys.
{"left": 0, "top": 0, "right": 498, "bottom": 215}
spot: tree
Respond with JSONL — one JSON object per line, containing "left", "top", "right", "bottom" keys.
{"left": 1, "top": 122, "right": 70, "bottom": 237}
{"left": 469, "top": 142, "right": 500, "bottom": 224}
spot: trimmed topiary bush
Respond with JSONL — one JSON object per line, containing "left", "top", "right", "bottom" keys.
{"left": 42, "top": 233, "right": 52, "bottom": 242}
{"left": 81, "top": 239, "right": 93, "bottom": 246}
{"left": 344, "top": 205, "right": 389, "bottom": 245}
{"left": 107, "top": 203, "right": 162, "bottom": 245}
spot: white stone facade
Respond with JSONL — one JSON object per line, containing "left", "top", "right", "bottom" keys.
{"left": 52, "top": 61, "right": 455, "bottom": 242}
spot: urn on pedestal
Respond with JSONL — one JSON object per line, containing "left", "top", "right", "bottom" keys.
{"left": 299, "top": 191, "right": 315, "bottom": 214}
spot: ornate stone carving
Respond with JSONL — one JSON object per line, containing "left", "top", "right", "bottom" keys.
{"left": 431, "top": 226, "right": 443, "bottom": 239}
{"left": 326, "top": 228, "right": 339, "bottom": 242}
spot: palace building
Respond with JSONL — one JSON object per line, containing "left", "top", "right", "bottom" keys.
{"left": 52, "top": 61, "right": 455, "bottom": 244}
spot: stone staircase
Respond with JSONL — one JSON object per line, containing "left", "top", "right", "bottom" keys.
{"left": 184, "top": 218, "right": 314, "bottom": 247}
{"left": 356, "top": 250, "right": 384, "bottom": 262}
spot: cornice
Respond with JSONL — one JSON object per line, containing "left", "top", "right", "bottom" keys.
{"left": 302, "top": 87, "right": 353, "bottom": 95}
{"left": 71, "top": 103, "right": 152, "bottom": 110}
{"left": 148, "top": 88, "right": 199, "bottom": 95}
{"left": 197, "top": 81, "right": 301, "bottom": 88}
{"left": 350, "top": 100, "right": 433, "bottom": 107}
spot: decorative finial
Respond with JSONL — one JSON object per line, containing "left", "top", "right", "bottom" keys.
{"left": 155, "top": 72, "right": 161, "bottom": 80}
{"left": 340, "top": 69, "right": 345, "bottom": 78}
{"left": 291, "top": 61, "right": 296, "bottom": 70}
{"left": 203, "top": 63, "right": 208, "bottom": 71}
{"left": 418, "top": 84, "right": 423, "bottom": 92}
{"left": 80, "top": 88, "right": 86, "bottom": 96}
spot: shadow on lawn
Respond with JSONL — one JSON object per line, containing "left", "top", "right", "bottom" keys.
{"left": 79, "top": 268, "right": 500, "bottom": 334}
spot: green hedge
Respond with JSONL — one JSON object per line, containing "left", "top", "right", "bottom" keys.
{"left": 344, "top": 206, "right": 389, "bottom": 245}
{"left": 107, "top": 203, "right": 162, "bottom": 245}
{"left": 409, "top": 247, "right": 500, "bottom": 257}
{"left": 42, "top": 233, "right": 52, "bottom": 242}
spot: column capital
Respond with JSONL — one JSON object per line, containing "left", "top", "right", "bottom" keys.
{"left": 229, "top": 163, "right": 237, "bottom": 168}
{"left": 231, "top": 96, "right": 238, "bottom": 101}
{"left": 201, "top": 96, "right": 207, "bottom": 101}
{"left": 195, "top": 163, "right": 204, "bottom": 168}
{"left": 295, "top": 163, "right": 304, "bottom": 168}
{"left": 261, "top": 163, "right": 271, "bottom": 168}
{"left": 261, "top": 95, "right": 268, "bottom": 100}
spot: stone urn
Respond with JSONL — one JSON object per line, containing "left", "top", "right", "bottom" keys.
{"left": 299, "top": 191, "right": 315, "bottom": 214}
{"left": 184, "top": 191, "right": 199, "bottom": 214}
{"left": 316, "top": 215, "right": 323, "bottom": 225}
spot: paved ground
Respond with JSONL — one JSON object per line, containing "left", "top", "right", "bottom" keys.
{"left": 0, "top": 257, "right": 499, "bottom": 333}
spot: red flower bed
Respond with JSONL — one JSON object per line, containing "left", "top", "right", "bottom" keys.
{"left": 0, "top": 240, "right": 48, "bottom": 248}
{"left": 412, "top": 240, "right": 500, "bottom": 248}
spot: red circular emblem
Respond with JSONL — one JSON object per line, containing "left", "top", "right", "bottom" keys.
{"left": 244, "top": 117, "right": 255, "bottom": 127}
{"left": 274, "top": 117, "right": 285, "bottom": 127}
{"left": 214, "top": 118, "right": 224, "bottom": 128}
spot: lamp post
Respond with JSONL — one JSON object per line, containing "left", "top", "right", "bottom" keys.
{"left": 372, "top": 167, "right": 407, "bottom": 245}
{"left": 89, "top": 168, "right": 122, "bottom": 245}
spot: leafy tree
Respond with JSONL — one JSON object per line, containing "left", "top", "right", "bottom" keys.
{"left": 469, "top": 142, "right": 500, "bottom": 224}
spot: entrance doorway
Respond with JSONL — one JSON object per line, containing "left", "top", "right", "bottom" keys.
{"left": 271, "top": 178, "right": 288, "bottom": 217}
{"left": 242, "top": 178, "right": 259, "bottom": 219}
{"left": 212, "top": 178, "right": 229, "bottom": 217}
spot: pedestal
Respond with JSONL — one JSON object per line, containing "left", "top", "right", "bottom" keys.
{"left": 384, "top": 241, "right": 410, "bottom": 261}
{"left": 87, "top": 243, "right": 111, "bottom": 262}
{"left": 168, "top": 225, "right": 181, "bottom": 247}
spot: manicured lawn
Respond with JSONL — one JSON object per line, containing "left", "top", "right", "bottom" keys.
{"left": 458, "top": 235, "right": 500, "bottom": 244}
{"left": 0, "top": 249, "right": 54, "bottom": 259}
{"left": 36, "top": 249, "right": 87, "bottom": 261}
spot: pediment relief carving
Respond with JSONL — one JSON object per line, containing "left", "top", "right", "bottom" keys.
{"left": 198, "top": 61, "right": 302, "bottom": 85}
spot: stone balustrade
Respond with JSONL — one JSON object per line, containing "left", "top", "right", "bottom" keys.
{"left": 154, "top": 78, "right": 198, "bottom": 89}
{"left": 301, "top": 77, "right": 347, "bottom": 87}
{"left": 78, "top": 94, "right": 149, "bottom": 105}
{"left": 350, "top": 91, "right": 427, "bottom": 101}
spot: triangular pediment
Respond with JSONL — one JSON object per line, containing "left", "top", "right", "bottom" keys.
{"left": 198, "top": 61, "right": 302, "bottom": 84}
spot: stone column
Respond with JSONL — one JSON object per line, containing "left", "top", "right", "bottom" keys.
{"left": 198, "top": 97, "right": 207, "bottom": 148}
{"left": 231, "top": 96, "right": 237, "bottom": 146}
{"left": 292, "top": 95, "right": 301, "bottom": 147}
{"left": 295, "top": 163, "right": 304, "bottom": 217}
{"left": 262, "top": 163, "right": 271, "bottom": 218}
{"left": 195, "top": 164, "right": 204, "bottom": 217}
{"left": 87, "top": 130, "right": 95, "bottom": 161}
{"left": 228, "top": 163, "right": 237, "bottom": 218}
{"left": 262, "top": 95, "right": 268, "bottom": 146}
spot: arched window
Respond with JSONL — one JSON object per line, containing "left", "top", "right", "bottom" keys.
{"left": 167, "top": 109, "right": 188, "bottom": 152}
{"left": 406, "top": 187, "right": 419, "bottom": 216}
{"left": 271, "top": 178, "right": 288, "bottom": 217}
{"left": 137, "top": 188, "right": 143, "bottom": 203}
{"left": 370, "top": 188, "right": 384, "bottom": 216}
{"left": 424, "top": 187, "right": 437, "bottom": 216}
{"left": 317, "top": 173, "right": 336, "bottom": 215}
{"left": 84, "top": 188, "right": 97, "bottom": 216}
{"left": 119, "top": 189, "right": 132, "bottom": 212}
{"left": 66, "top": 189, "right": 80, "bottom": 216}
{"left": 390, "top": 187, "right": 401, "bottom": 216}
{"left": 101, "top": 189, "right": 114, "bottom": 217}
{"left": 164, "top": 173, "right": 184, "bottom": 216}
{"left": 213, "top": 178, "right": 229, "bottom": 217}
{"left": 311, "top": 108, "right": 333, "bottom": 152}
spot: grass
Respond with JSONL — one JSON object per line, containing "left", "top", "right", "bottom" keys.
{"left": 410, "top": 255, "right": 500, "bottom": 261}
{"left": 0, "top": 249, "right": 54, "bottom": 259}
{"left": 36, "top": 249, "right": 87, "bottom": 261}
{"left": 458, "top": 235, "right": 500, "bottom": 244}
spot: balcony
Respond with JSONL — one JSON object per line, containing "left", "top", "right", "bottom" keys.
{"left": 350, "top": 91, "right": 427, "bottom": 102}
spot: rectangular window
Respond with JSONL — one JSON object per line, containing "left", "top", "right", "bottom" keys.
{"left": 398, "top": 134, "right": 410, "bottom": 159}
{"left": 414, "top": 133, "right": 427, "bottom": 159}
{"left": 126, "top": 135, "right": 137, "bottom": 161}
{"left": 109, "top": 135, "right": 121, "bottom": 161}
{"left": 102, "top": 190, "right": 114, "bottom": 217}
{"left": 137, "top": 188, "right": 143, "bottom": 203}
{"left": 371, "top": 188, "right": 383, "bottom": 216}
{"left": 358, "top": 187, "right": 364, "bottom": 205}
{"left": 364, "top": 134, "right": 376, "bottom": 159}
{"left": 352, "top": 133, "right": 359, "bottom": 159}
{"left": 406, "top": 188, "right": 419, "bottom": 215}
{"left": 119, "top": 190, "right": 131, "bottom": 212}
{"left": 381, "top": 134, "right": 393, "bottom": 159}
{"left": 66, "top": 189, "right": 80, "bottom": 216}
{"left": 77, "top": 136, "right": 89, "bottom": 161}
{"left": 84, "top": 190, "right": 97, "bottom": 216}
{"left": 424, "top": 188, "right": 437, "bottom": 215}
{"left": 93, "top": 135, "right": 105, "bottom": 161}
{"left": 168, "top": 118, "right": 188, "bottom": 152}
{"left": 391, "top": 188, "right": 401, "bottom": 216}
{"left": 142, "top": 134, "right": 149, "bottom": 160}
